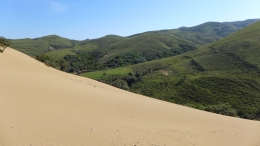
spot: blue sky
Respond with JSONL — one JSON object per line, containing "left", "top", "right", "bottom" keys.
{"left": 1, "top": 0, "right": 260, "bottom": 40}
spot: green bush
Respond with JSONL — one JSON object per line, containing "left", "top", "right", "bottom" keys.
{"left": 205, "top": 103, "right": 237, "bottom": 116}
{"left": 0, "top": 37, "right": 11, "bottom": 53}
{"left": 111, "top": 79, "right": 129, "bottom": 90}
{"left": 125, "top": 76, "right": 137, "bottom": 87}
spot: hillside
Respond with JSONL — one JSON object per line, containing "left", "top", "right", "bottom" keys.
{"left": 83, "top": 20, "right": 260, "bottom": 120}
{"left": 11, "top": 19, "right": 259, "bottom": 60}
{"left": 43, "top": 33, "right": 199, "bottom": 66}
{"left": 1, "top": 48, "right": 260, "bottom": 146}
{"left": 171, "top": 19, "right": 260, "bottom": 45}
{"left": 11, "top": 35, "right": 79, "bottom": 56}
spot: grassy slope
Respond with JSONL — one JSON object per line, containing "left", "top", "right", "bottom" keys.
{"left": 129, "top": 21, "right": 260, "bottom": 119}
{"left": 84, "top": 21, "right": 260, "bottom": 119}
{"left": 150, "top": 19, "right": 260, "bottom": 45}
{"left": 46, "top": 33, "right": 199, "bottom": 62}
{"left": 11, "top": 35, "right": 79, "bottom": 57}
{"left": 31, "top": 35, "right": 125, "bottom": 59}
{"left": 97, "top": 34, "right": 199, "bottom": 62}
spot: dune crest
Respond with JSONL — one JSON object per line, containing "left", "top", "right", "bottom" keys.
{"left": 0, "top": 48, "right": 260, "bottom": 146}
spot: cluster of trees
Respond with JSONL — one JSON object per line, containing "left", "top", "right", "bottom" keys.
{"left": 64, "top": 51, "right": 105, "bottom": 73}
{"left": 141, "top": 45, "right": 197, "bottom": 61}
{"left": 38, "top": 50, "right": 175, "bottom": 74}
{"left": 100, "top": 72, "right": 139, "bottom": 90}
{"left": 103, "top": 53, "right": 146, "bottom": 68}
{"left": 36, "top": 54, "right": 68, "bottom": 71}
{"left": 64, "top": 50, "right": 173, "bottom": 73}
{"left": 62, "top": 44, "right": 197, "bottom": 73}
{"left": 0, "top": 37, "right": 11, "bottom": 53}
{"left": 99, "top": 69, "right": 159, "bottom": 91}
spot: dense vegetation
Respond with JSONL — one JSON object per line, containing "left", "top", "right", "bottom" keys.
{"left": 61, "top": 42, "right": 197, "bottom": 73}
{"left": 83, "top": 21, "right": 260, "bottom": 120}
{"left": 64, "top": 51, "right": 105, "bottom": 72}
{"left": 35, "top": 54, "right": 69, "bottom": 71}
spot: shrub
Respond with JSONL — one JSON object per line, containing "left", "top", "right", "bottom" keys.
{"left": 0, "top": 37, "right": 11, "bottom": 53}
{"left": 111, "top": 79, "right": 129, "bottom": 90}
{"left": 59, "top": 59, "right": 69, "bottom": 71}
{"left": 205, "top": 103, "right": 237, "bottom": 117}
{"left": 125, "top": 76, "right": 137, "bottom": 87}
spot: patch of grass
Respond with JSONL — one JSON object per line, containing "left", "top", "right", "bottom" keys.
{"left": 44, "top": 48, "right": 76, "bottom": 59}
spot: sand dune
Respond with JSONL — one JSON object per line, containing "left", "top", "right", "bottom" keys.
{"left": 0, "top": 48, "right": 260, "bottom": 146}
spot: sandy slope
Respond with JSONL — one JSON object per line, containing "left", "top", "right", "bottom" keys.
{"left": 0, "top": 48, "right": 259, "bottom": 146}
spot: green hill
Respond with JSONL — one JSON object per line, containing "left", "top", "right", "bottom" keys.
{"left": 16, "top": 19, "right": 258, "bottom": 73}
{"left": 83, "top": 20, "right": 260, "bottom": 120}
{"left": 149, "top": 19, "right": 260, "bottom": 45}
{"left": 11, "top": 19, "right": 259, "bottom": 60}
{"left": 11, "top": 35, "right": 79, "bottom": 56}
{"left": 44, "top": 33, "right": 199, "bottom": 63}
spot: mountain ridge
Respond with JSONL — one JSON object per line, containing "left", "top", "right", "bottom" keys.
{"left": 11, "top": 19, "right": 259, "bottom": 59}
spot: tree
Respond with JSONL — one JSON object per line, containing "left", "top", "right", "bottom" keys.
{"left": 0, "top": 37, "right": 11, "bottom": 53}
{"left": 111, "top": 79, "right": 129, "bottom": 90}
{"left": 59, "top": 59, "right": 69, "bottom": 71}
{"left": 125, "top": 76, "right": 137, "bottom": 87}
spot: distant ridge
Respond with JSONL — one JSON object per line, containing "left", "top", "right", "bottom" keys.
{"left": 11, "top": 19, "right": 259, "bottom": 60}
